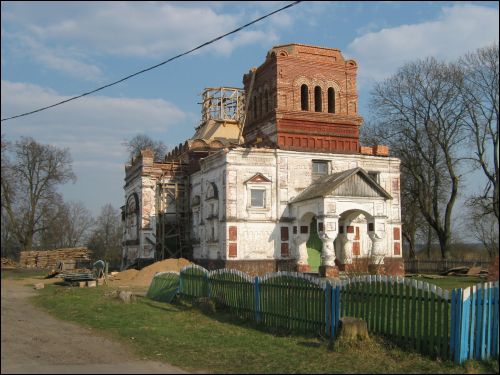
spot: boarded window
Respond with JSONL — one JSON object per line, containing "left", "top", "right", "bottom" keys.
{"left": 229, "top": 226, "right": 237, "bottom": 241}
{"left": 353, "top": 242, "right": 360, "bottom": 256}
{"left": 328, "top": 87, "right": 335, "bottom": 113}
{"left": 281, "top": 227, "right": 289, "bottom": 241}
{"left": 394, "top": 242, "right": 401, "bottom": 255}
{"left": 281, "top": 242, "right": 289, "bottom": 257}
{"left": 393, "top": 227, "right": 401, "bottom": 241}
{"left": 229, "top": 243, "right": 237, "bottom": 257}
{"left": 392, "top": 178, "right": 400, "bottom": 191}
{"left": 314, "top": 86, "right": 322, "bottom": 112}
{"left": 301, "top": 84, "right": 309, "bottom": 110}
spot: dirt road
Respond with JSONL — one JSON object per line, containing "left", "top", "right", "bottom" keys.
{"left": 1, "top": 278, "right": 189, "bottom": 374}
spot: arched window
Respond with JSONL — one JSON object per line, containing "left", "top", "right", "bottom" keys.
{"left": 314, "top": 86, "right": 322, "bottom": 112}
{"left": 259, "top": 95, "right": 263, "bottom": 117}
{"left": 264, "top": 89, "right": 269, "bottom": 113}
{"left": 253, "top": 96, "right": 257, "bottom": 118}
{"left": 328, "top": 87, "right": 335, "bottom": 113}
{"left": 301, "top": 84, "right": 309, "bottom": 111}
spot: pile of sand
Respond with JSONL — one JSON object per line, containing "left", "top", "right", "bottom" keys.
{"left": 111, "top": 268, "right": 139, "bottom": 281}
{"left": 133, "top": 258, "right": 192, "bottom": 286}
{"left": 111, "top": 258, "right": 192, "bottom": 286}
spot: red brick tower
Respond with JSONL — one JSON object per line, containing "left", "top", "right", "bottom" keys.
{"left": 242, "top": 43, "right": 363, "bottom": 153}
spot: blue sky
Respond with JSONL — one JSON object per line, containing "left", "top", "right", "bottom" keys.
{"left": 1, "top": 1, "right": 499, "bottom": 226}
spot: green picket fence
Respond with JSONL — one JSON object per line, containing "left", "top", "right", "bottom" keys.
{"left": 340, "top": 275, "right": 451, "bottom": 359}
{"left": 169, "top": 266, "right": 497, "bottom": 363}
{"left": 209, "top": 269, "right": 255, "bottom": 321}
{"left": 147, "top": 271, "right": 180, "bottom": 303}
{"left": 259, "top": 272, "right": 327, "bottom": 334}
{"left": 179, "top": 264, "right": 209, "bottom": 298}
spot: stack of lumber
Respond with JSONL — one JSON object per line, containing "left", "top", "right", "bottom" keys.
{"left": 440, "top": 266, "right": 489, "bottom": 277}
{"left": 19, "top": 247, "right": 92, "bottom": 269}
{"left": 1, "top": 258, "right": 20, "bottom": 269}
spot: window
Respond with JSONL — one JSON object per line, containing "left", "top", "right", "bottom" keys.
{"left": 301, "top": 84, "right": 309, "bottom": 110}
{"left": 312, "top": 160, "right": 328, "bottom": 175}
{"left": 250, "top": 189, "right": 265, "bottom": 208}
{"left": 368, "top": 171, "right": 380, "bottom": 184}
{"left": 253, "top": 96, "right": 257, "bottom": 118}
{"left": 264, "top": 89, "right": 269, "bottom": 113}
{"left": 328, "top": 87, "right": 335, "bottom": 113}
{"left": 314, "top": 86, "right": 322, "bottom": 112}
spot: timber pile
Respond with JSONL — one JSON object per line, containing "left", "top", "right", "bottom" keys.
{"left": 19, "top": 247, "right": 92, "bottom": 269}
{"left": 1, "top": 258, "right": 20, "bottom": 269}
{"left": 440, "top": 266, "right": 489, "bottom": 277}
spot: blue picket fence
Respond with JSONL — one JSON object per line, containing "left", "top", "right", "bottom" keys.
{"left": 450, "top": 282, "right": 499, "bottom": 363}
{"left": 150, "top": 265, "right": 499, "bottom": 363}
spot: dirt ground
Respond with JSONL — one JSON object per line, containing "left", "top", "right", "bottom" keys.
{"left": 0, "top": 276, "right": 189, "bottom": 374}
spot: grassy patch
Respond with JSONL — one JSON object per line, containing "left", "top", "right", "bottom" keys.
{"left": 30, "top": 284, "right": 498, "bottom": 374}
{"left": 411, "top": 276, "right": 484, "bottom": 290}
{"left": 1, "top": 268, "right": 49, "bottom": 280}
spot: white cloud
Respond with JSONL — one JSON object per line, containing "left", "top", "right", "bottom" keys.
{"left": 1, "top": 79, "right": 189, "bottom": 168}
{"left": 1, "top": 79, "right": 192, "bottom": 214}
{"left": 347, "top": 4, "right": 499, "bottom": 83}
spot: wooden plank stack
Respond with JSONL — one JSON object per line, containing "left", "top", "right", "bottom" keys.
{"left": 19, "top": 247, "right": 92, "bottom": 269}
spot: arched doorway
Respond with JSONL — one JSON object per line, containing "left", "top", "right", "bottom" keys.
{"left": 306, "top": 217, "right": 322, "bottom": 272}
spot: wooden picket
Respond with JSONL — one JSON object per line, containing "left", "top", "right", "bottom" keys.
{"left": 172, "top": 267, "right": 497, "bottom": 363}
{"left": 179, "top": 265, "right": 209, "bottom": 298}
{"left": 450, "top": 281, "right": 499, "bottom": 363}
{"left": 338, "top": 275, "right": 451, "bottom": 358}
{"left": 208, "top": 269, "right": 255, "bottom": 320}
{"left": 258, "top": 272, "right": 327, "bottom": 334}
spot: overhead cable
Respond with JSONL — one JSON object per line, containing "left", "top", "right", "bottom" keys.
{"left": 1, "top": 1, "right": 302, "bottom": 122}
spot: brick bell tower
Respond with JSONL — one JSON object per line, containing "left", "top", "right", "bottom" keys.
{"left": 242, "top": 43, "right": 363, "bottom": 153}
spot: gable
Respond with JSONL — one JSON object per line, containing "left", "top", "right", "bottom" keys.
{"left": 245, "top": 173, "right": 271, "bottom": 184}
{"left": 290, "top": 167, "right": 391, "bottom": 203}
{"left": 329, "top": 173, "right": 384, "bottom": 198}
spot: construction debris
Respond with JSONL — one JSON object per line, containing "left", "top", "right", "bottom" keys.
{"left": 440, "top": 266, "right": 489, "bottom": 277}
{"left": 19, "top": 247, "right": 92, "bottom": 269}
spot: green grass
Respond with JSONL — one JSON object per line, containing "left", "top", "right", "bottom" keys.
{"left": 1, "top": 268, "right": 49, "bottom": 280}
{"left": 30, "top": 284, "right": 498, "bottom": 374}
{"left": 411, "top": 276, "right": 484, "bottom": 290}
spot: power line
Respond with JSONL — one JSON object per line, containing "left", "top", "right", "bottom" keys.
{"left": 1, "top": 1, "right": 302, "bottom": 122}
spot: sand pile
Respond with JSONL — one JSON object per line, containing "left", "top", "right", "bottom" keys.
{"left": 111, "top": 258, "right": 192, "bottom": 286}
{"left": 133, "top": 258, "right": 192, "bottom": 286}
{"left": 111, "top": 268, "right": 139, "bottom": 281}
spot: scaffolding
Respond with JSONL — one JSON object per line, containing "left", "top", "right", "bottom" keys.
{"left": 155, "top": 160, "right": 191, "bottom": 261}
{"left": 200, "top": 87, "right": 245, "bottom": 125}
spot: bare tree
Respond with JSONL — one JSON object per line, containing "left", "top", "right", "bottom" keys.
{"left": 123, "top": 134, "right": 168, "bottom": 163}
{"left": 369, "top": 57, "right": 467, "bottom": 259}
{"left": 1, "top": 137, "right": 76, "bottom": 251}
{"left": 468, "top": 205, "right": 499, "bottom": 259}
{"left": 460, "top": 43, "right": 499, "bottom": 222}
{"left": 38, "top": 200, "right": 94, "bottom": 249}
{"left": 87, "top": 204, "right": 122, "bottom": 265}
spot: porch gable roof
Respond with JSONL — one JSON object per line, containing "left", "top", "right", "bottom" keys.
{"left": 290, "top": 167, "right": 392, "bottom": 203}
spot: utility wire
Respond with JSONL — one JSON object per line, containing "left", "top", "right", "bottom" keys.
{"left": 1, "top": 1, "right": 302, "bottom": 122}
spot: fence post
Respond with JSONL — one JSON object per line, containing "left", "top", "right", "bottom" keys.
{"left": 254, "top": 276, "right": 261, "bottom": 323}
{"left": 450, "top": 288, "right": 461, "bottom": 363}
{"left": 179, "top": 270, "right": 183, "bottom": 295}
{"left": 332, "top": 285, "right": 340, "bottom": 338}
{"left": 460, "top": 287, "right": 471, "bottom": 363}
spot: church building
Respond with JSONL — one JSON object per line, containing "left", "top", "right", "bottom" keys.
{"left": 122, "top": 43, "right": 404, "bottom": 277}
